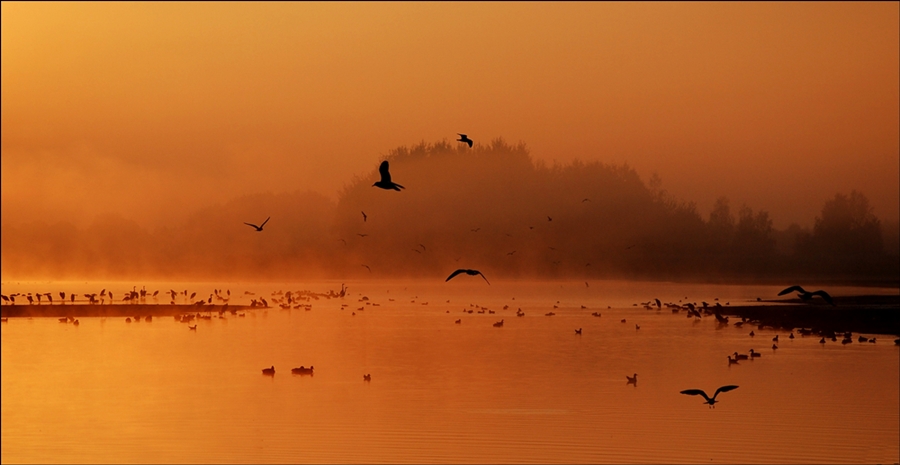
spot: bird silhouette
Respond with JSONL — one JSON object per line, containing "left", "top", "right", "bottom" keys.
{"left": 372, "top": 160, "right": 404, "bottom": 191}
{"left": 244, "top": 217, "right": 270, "bottom": 232}
{"left": 457, "top": 133, "right": 473, "bottom": 147}
{"left": 626, "top": 373, "right": 638, "bottom": 385}
{"left": 680, "top": 385, "right": 739, "bottom": 408}
{"left": 777, "top": 285, "right": 835, "bottom": 306}
{"left": 357, "top": 233, "right": 369, "bottom": 238}
{"left": 445, "top": 269, "right": 490, "bottom": 285}
{"left": 361, "top": 265, "right": 372, "bottom": 273}
{"left": 361, "top": 211, "right": 367, "bottom": 222}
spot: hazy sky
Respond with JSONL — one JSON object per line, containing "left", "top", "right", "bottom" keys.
{"left": 2, "top": 2, "right": 898, "bottom": 229}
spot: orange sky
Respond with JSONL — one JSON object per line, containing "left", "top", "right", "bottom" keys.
{"left": 2, "top": 2, "right": 898, "bottom": 229}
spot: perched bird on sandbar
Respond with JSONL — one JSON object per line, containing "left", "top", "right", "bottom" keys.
{"left": 680, "top": 385, "right": 739, "bottom": 408}
{"left": 777, "top": 285, "right": 835, "bottom": 306}
{"left": 445, "top": 269, "right": 490, "bottom": 285}
{"left": 372, "top": 161, "right": 404, "bottom": 191}
{"left": 244, "top": 217, "right": 270, "bottom": 232}
{"left": 262, "top": 366, "right": 275, "bottom": 376}
{"left": 457, "top": 133, "right": 473, "bottom": 147}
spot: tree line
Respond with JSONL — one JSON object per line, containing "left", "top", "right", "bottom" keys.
{"left": 2, "top": 139, "right": 896, "bottom": 283}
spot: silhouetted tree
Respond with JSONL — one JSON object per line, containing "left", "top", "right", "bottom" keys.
{"left": 796, "top": 191, "right": 885, "bottom": 276}
{"left": 731, "top": 206, "right": 776, "bottom": 274}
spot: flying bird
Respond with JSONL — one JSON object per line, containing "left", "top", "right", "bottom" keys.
{"left": 361, "top": 265, "right": 372, "bottom": 273}
{"left": 244, "top": 217, "right": 270, "bottom": 232}
{"left": 547, "top": 216, "right": 553, "bottom": 221}
{"left": 777, "top": 285, "right": 835, "bottom": 306}
{"left": 357, "top": 234, "right": 369, "bottom": 238}
{"left": 372, "top": 160, "right": 404, "bottom": 191}
{"left": 445, "top": 269, "right": 490, "bottom": 285}
{"left": 361, "top": 211, "right": 367, "bottom": 222}
{"left": 680, "top": 385, "right": 739, "bottom": 408}
{"left": 457, "top": 133, "right": 473, "bottom": 147}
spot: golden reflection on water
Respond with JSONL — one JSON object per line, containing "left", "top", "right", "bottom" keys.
{"left": 2, "top": 280, "right": 898, "bottom": 463}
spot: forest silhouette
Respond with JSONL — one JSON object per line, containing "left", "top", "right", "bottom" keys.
{"left": 2, "top": 140, "right": 897, "bottom": 283}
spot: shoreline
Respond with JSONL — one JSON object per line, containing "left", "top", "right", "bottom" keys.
{"left": 717, "top": 295, "right": 900, "bottom": 337}
{"left": 0, "top": 304, "right": 258, "bottom": 318}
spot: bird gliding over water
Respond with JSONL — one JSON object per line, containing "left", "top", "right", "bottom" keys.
{"left": 445, "top": 269, "right": 490, "bottom": 285}
{"left": 777, "top": 285, "right": 835, "bottom": 306}
{"left": 372, "top": 161, "right": 404, "bottom": 191}
{"left": 680, "top": 385, "right": 739, "bottom": 408}
{"left": 244, "top": 217, "right": 270, "bottom": 232}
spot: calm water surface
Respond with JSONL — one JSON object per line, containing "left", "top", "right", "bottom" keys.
{"left": 2, "top": 280, "right": 898, "bottom": 463}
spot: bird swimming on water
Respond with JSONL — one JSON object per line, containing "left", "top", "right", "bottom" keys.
{"left": 457, "top": 133, "right": 473, "bottom": 147}
{"left": 445, "top": 269, "right": 490, "bottom": 285}
{"left": 244, "top": 217, "right": 270, "bottom": 232}
{"left": 372, "top": 160, "right": 404, "bottom": 191}
{"left": 680, "top": 385, "right": 739, "bottom": 408}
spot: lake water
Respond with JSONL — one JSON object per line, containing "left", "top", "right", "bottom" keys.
{"left": 2, "top": 279, "right": 898, "bottom": 464}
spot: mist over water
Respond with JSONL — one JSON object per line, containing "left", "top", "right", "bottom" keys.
{"left": 2, "top": 141, "right": 897, "bottom": 283}
{"left": 2, "top": 4, "right": 898, "bottom": 463}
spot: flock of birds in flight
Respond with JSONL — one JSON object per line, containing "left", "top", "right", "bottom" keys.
{"left": 243, "top": 133, "right": 495, "bottom": 285}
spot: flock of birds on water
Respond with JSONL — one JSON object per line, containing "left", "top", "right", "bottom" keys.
{"left": 3, "top": 135, "right": 898, "bottom": 408}
{"left": 3, "top": 280, "right": 898, "bottom": 407}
